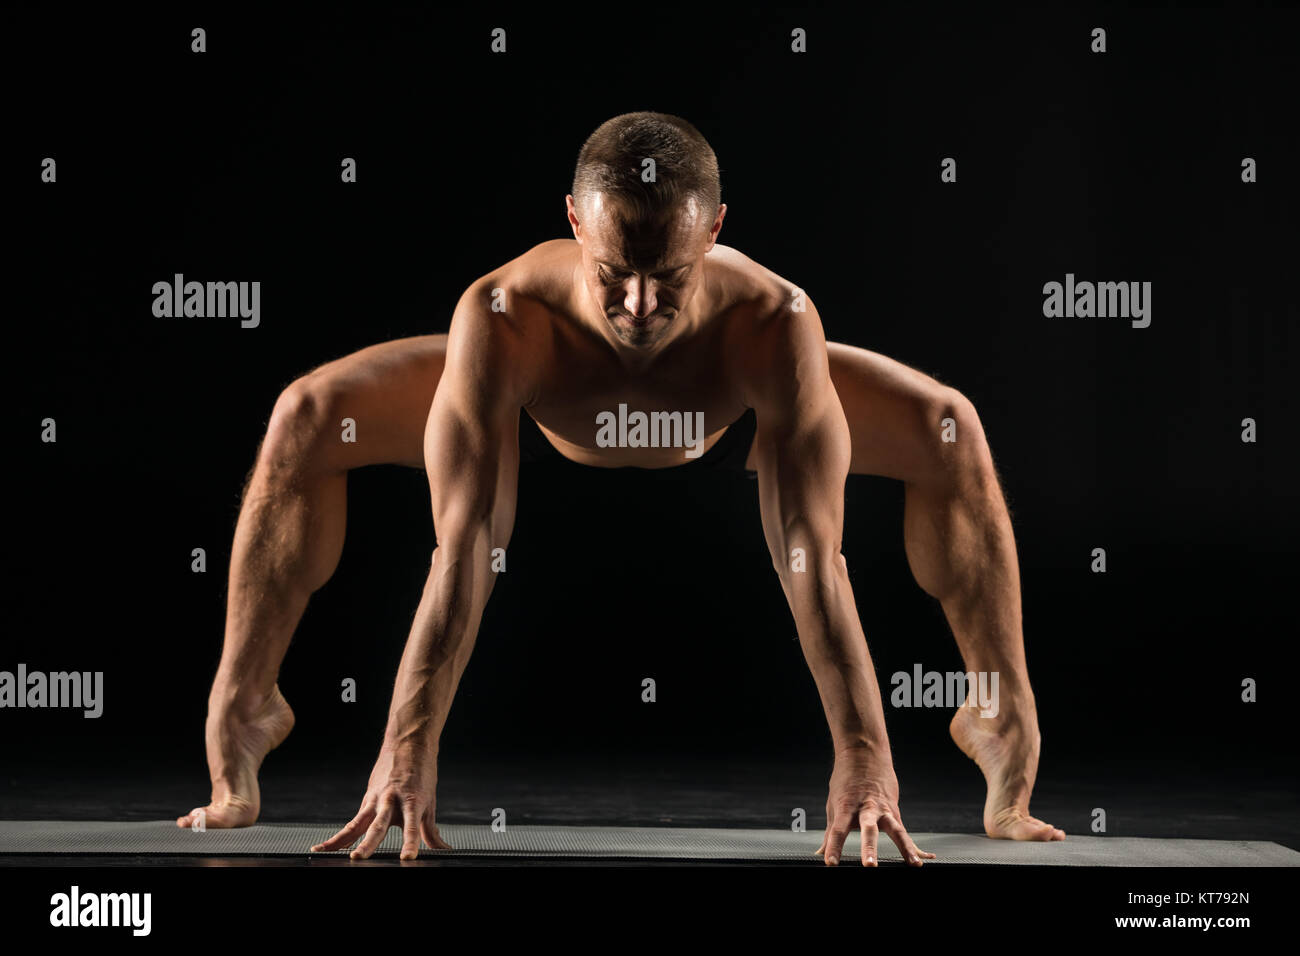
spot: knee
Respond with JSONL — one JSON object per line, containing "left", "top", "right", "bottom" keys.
{"left": 926, "top": 388, "right": 996, "bottom": 493}
{"left": 259, "top": 376, "right": 343, "bottom": 478}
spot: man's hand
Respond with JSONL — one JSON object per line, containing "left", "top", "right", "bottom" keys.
{"left": 310, "top": 737, "right": 450, "bottom": 860}
{"left": 815, "top": 748, "right": 936, "bottom": 867}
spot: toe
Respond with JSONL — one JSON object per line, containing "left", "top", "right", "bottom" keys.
{"left": 989, "top": 809, "right": 1064, "bottom": 841}
{"left": 177, "top": 807, "right": 206, "bottom": 829}
{"left": 1021, "top": 817, "right": 1060, "bottom": 841}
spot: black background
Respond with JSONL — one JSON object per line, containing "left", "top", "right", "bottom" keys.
{"left": 5, "top": 4, "right": 1296, "bottom": 817}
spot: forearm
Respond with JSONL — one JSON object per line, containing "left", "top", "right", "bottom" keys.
{"left": 781, "top": 561, "right": 892, "bottom": 756}
{"left": 385, "top": 541, "right": 496, "bottom": 753}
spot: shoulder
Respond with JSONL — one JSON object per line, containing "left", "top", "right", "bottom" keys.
{"left": 448, "top": 242, "right": 574, "bottom": 405}
{"left": 460, "top": 239, "right": 576, "bottom": 320}
{"left": 708, "top": 246, "right": 827, "bottom": 410}
{"left": 706, "top": 243, "right": 793, "bottom": 312}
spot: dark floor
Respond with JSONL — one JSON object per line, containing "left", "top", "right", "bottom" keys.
{"left": 1, "top": 753, "right": 1294, "bottom": 866}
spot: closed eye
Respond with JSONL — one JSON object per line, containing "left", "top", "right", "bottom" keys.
{"left": 598, "top": 265, "right": 689, "bottom": 284}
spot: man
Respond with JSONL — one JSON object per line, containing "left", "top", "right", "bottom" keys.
{"left": 178, "top": 112, "right": 1064, "bottom": 864}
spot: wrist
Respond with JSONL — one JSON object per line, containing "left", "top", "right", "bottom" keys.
{"left": 383, "top": 713, "right": 440, "bottom": 753}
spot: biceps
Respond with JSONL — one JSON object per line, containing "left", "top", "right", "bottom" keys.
{"left": 423, "top": 382, "right": 520, "bottom": 553}
{"left": 756, "top": 401, "right": 851, "bottom": 567}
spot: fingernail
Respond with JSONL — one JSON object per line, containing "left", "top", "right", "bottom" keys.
{"left": 867, "top": 855, "right": 874, "bottom": 864}
{"left": 827, "top": 855, "right": 838, "bottom": 865}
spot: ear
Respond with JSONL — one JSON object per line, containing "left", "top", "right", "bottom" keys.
{"left": 704, "top": 203, "right": 727, "bottom": 250}
{"left": 565, "top": 195, "right": 582, "bottom": 241}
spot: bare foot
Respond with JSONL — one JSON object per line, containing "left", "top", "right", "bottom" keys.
{"left": 949, "top": 704, "right": 1065, "bottom": 841}
{"left": 176, "top": 684, "right": 295, "bottom": 829}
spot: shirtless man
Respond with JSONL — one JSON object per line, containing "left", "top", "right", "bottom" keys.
{"left": 177, "top": 112, "right": 1064, "bottom": 864}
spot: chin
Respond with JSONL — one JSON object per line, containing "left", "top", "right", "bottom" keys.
{"left": 610, "top": 314, "right": 672, "bottom": 348}
{"left": 614, "top": 328, "right": 660, "bottom": 349}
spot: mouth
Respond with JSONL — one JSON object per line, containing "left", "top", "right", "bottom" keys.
{"left": 613, "top": 312, "right": 668, "bottom": 331}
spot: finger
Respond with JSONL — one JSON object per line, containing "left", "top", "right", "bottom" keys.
{"left": 857, "top": 808, "right": 879, "bottom": 867}
{"left": 815, "top": 801, "right": 833, "bottom": 855}
{"left": 421, "top": 814, "right": 453, "bottom": 852}
{"left": 311, "top": 803, "right": 376, "bottom": 853}
{"left": 814, "top": 799, "right": 833, "bottom": 856}
{"left": 823, "top": 811, "right": 853, "bottom": 866}
{"left": 879, "top": 812, "right": 935, "bottom": 866}
{"left": 351, "top": 798, "right": 395, "bottom": 860}
{"left": 399, "top": 800, "right": 423, "bottom": 861}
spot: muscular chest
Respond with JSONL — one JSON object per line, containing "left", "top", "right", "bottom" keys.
{"left": 527, "top": 325, "right": 749, "bottom": 468}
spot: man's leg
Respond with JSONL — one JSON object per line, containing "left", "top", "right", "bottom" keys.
{"left": 178, "top": 334, "right": 449, "bottom": 828}
{"left": 804, "top": 341, "right": 1062, "bottom": 841}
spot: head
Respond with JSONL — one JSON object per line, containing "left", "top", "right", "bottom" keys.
{"left": 567, "top": 112, "right": 726, "bottom": 349}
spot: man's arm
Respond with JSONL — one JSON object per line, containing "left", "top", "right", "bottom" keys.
{"left": 390, "top": 283, "right": 525, "bottom": 751}
{"left": 313, "top": 280, "right": 528, "bottom": 860}
{"left": 748, "top": 296, "right": 934, "bottom": 867}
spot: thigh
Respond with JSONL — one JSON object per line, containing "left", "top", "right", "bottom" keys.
{"left": 823, "top": 341, "right": 959, "bottom": 482}
{"left": 293, "top": 334, "right": 448, "bottom": 471}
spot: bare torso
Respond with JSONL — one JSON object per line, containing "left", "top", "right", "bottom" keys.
{"left": 488, "top": 238, "right": 792, "bottom": 469}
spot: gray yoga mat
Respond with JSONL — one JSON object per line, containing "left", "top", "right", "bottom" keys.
{"left": 1, "top": 821, "right": 1297, "bottom": 865}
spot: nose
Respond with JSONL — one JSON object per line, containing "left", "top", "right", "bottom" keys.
{"left": 623, "top": 276, "right": 657, "bottom": 319}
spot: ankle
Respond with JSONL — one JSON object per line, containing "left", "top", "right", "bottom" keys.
{"left": 208, "top": 683, "right": 277, "bottom": 724}
{"left": 955, "top": 695, "right": 1038, "bottom": 731}
{"left": 961, "top": 669, "right": 1035, "bottom": 711}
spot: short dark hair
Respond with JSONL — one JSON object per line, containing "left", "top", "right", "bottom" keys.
{"left": 572, "top": 112, "right": 721, "bottom": 226}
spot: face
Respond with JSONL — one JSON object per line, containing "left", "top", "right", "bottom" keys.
{"left": 567, "top": 191, "right": 726, "bottom": 350}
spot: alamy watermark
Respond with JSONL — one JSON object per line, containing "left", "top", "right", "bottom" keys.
{"left": 890, "top": 664, "right": 999, "bottom": 717}
{"left": 0, "top": 664, "right": 103, "bottom": 718}
{"left": 1042, "top": 273, "right": 1151, "bottom": 328}
{"left": 152, "top": 274, "right": 260, "bottom": 328}
{"left": 596, "top": 403, "right": 706, "bottom": 458}
{"left": 49, "top": 886, "right": 150, "bottom": 936}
